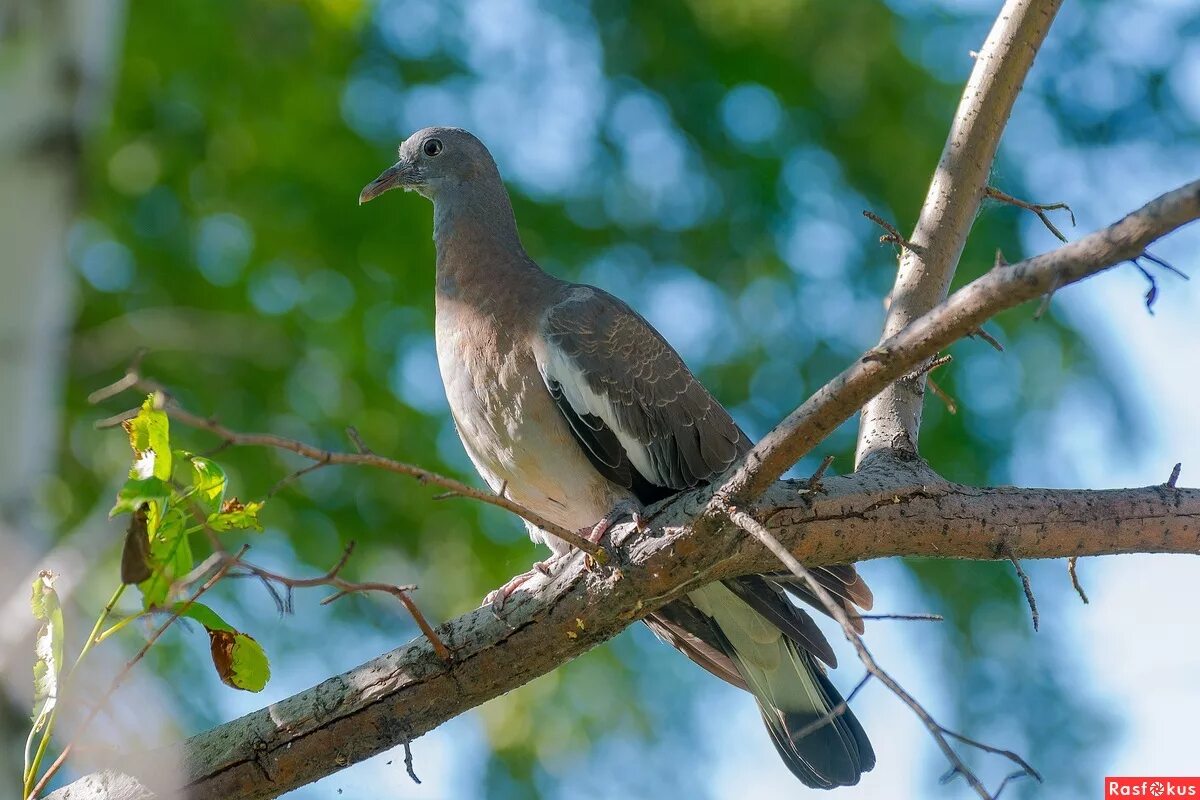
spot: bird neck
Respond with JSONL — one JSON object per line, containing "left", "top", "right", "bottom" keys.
{"left": 431, "top": 183, "right": 547, "bottom": 301}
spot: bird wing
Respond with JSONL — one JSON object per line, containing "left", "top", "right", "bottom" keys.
{"left": 535, "top": 283, "right": 875, "bottom": 788}
{"left": 536, "top": 284, "right": 747, "bottom": 499}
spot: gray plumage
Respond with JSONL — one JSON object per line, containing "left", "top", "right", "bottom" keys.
{"left": 360, "top": 127, "right": 876, "bottom": 788}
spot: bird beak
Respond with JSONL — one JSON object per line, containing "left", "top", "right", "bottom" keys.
{"left": 358, "top": 161, "right": 413, "bottom": 205}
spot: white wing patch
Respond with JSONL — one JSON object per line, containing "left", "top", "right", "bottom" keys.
{"left": 539, "top": 340, "right": 660, "bottom": 485}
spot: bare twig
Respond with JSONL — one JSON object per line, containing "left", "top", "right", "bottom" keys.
{"left": 1033, "top": 276, "right": 1059, "bottom": 321}
{"left": 267, "top": 454, "right": 332, "bottom": 497}
{"left": 721, "top": 503, "right": 1040, "bottom": 800}
{"left": 806, "top": 455, "right": 837, "bottom": 494}
{"left": 89, "top": 371, "right": 604, "bottom": 560}
{"left": 345, "top": 426, "right": 373, "bottom": 455}
{"left": 1167, "top": 462, "right": 1182, "bottom": 489}
{"left": 927, "top": 376, "right": 958, "bottom": 415}
{"left": 863, "top": 210, "right": 917, "bottom": 252}
{"left": 911, "top": 354, "right": 952, "bottom": 380}
{"left": 1005, "top": 551, "right": 1040, "bottom": 631}
{"left": 402, "top": 739, "right": 420, "bottom": 784}
{"left": 984, "top": 185, "right": 1075, "bottom": 243}
{"left": 968, "top": 326, "right": 1005, "bottom": 352}
{"left": 1067, "top": 557, "right": 1089, "bottom": 605}
{"left": 225, "top": 543, "right": 452, "bottom": 664}
{"left": 857, "top": 613, "right": 944, "bottom": 622}
{"left": 1130, "top": 251, "right": 1187, "bottom": 313}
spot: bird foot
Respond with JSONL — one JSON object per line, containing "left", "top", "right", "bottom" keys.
{"left": 483, "top": 557, "right": 556, "bottom": 611}
{"left": 581, "top": 500, "right": 649, "bottom": 567}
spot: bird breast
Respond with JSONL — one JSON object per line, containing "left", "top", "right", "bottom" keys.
{"left": 434, "top": 301, "right": 631, "bottom": 549}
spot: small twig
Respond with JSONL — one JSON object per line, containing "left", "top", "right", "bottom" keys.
{"left": 857, "top": 613, "right": 944, "bottom": 622}
{"left": 1167, "top": 462, "right": 1182, "bottom": 489}
{"left": 1033, "top": 276, "right": 1059, "bottom": 321}
{"left": 968, "top": 326, "right": 1005, "bottom": 352}
{"left": 912, "top": 354, "right": 952, "bottom": 380}
{"left": 722, "top": 503, "right": 1039, "bottom": 800}
{"left": 790, "top": 673, "right": 872, "bottom": 741}
{"left": 89, "top": 370, "right": 605, "bottom": 561}
{"left": 1067, "top": 557, "right": 1089, "bottom": 605}
{"left": 805, "top": 455, "right": 836, "bottom": 494}
{"left": 863, "top": 209, "right": 917, "bottom": 252}
{"left": 993, "top": 249, "right": 1009, "bottom": 269}
{"left": 984, "top": 185, "right": 1075, "bottom": 243}
{"left": 267, "top": 454, "right": 333, "bottom": 497}
{"left": 224, "top": 543, "right": 453, "bottom": 665}
{"left": 345, "top": 426, "right": 373, "bottom": 455}
{"left": 927, "top": 376, "right": 958, "bottom": 415}
{"left": 402, "top": 739, "right": 420, "bottom": 784}
{"left": 1005, "top": 550, "right": 1040, "bottom": 632}
{"left": 1129, "top": 252, "right": 1186, "bottom": 313}
{"left": 991, "top": 770, "right": 1035, "bottom": 799}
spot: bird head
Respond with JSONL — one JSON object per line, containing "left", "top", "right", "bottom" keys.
{"left": 358, "top": 126, "right": 497, "bottom": 205}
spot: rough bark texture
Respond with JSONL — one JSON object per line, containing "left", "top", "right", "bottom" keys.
{"left": 47, "top": 472, "right": 1200, "bottom": 800}
{"left": 856, "top": 0, "right": 1063, "bottom": 464}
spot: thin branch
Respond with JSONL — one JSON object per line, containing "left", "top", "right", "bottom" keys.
{"left": 968, "top": 326, "right": 1005, "bottom": 352}
{"left": 805, "top": 454, "right": 837, "bottom": 494}
{"left": 857, "top": 613, "right": 944, "bottom": 622}
{"left": 1067, "top": 557, "right": 1089, "bottom": 605}
{"left": 1167, "top": 462, "right": 1182, "bottom": 489}
{"left": 863, "top": 209, "right": 917, "bottom": 253}
{"left": 721, "top": 503, "right": 1040, "bottom": 800}
{"left": 89, "top": 375, "right": 604, "bottom": 561}
{"left": 1005, "top": 551, "right": 1040, "bottom": 632}
{"left": 718, "top": 177, "right": 1200, "bottom": 505}
{"left": 856, "top": 0, "right": 1065, "bottom": 465}
{"left": 402, "top": 739, "right": 420, "bottom": 784}
{"left": 984, "top": 185, "right": 1075, "bottom": 243}
{"left": 926, "top": 376, "right": 958, "bottom": 415}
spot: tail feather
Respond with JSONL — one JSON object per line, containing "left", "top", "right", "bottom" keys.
{"left": 689, "top": 582, "right": 875, "bottom": 789}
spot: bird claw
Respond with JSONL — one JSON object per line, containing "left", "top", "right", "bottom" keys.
{"left": 580, "top": 501, "right": 648, "bottom": 568}
{"left": 483, "top": 558, "right": 555, "bottom": 611}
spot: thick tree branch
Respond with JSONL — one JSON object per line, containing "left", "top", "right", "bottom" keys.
{"left": 52, "top": 177, "right": 1200, "bottom": 799}
{"left": 718, "top": 178, "right": 1200, "bottom": 505}
{"left": 856, "top": 0, "right": 1063, "bottom": 464}
{"left": 48, "top": 473, "right": 1200, "bottom": 800}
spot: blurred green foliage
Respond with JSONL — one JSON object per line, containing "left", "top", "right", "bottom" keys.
{"left": 47, "top": 0, "right": 1196, "bottom": 796}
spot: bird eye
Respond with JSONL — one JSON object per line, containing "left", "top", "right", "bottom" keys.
{"left": 423, "top": 138, "right": 443, "bottom": 157}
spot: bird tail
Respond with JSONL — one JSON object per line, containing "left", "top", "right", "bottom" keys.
{"left": 690, "top": 582, "right": 875, "bottom": 789}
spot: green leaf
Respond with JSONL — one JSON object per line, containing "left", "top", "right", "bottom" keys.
{"left": 206, "top": 499, "right": 264, "bottom": 532}
{"left": 30, "top": 572, "right": 64, "bottom": 728}
{"left": 109, "top": 476, "right": 172, "bottom": 518}
{"left": 137, "top": 506, "right": 193, "bottom": 608}
{"left": 173, "top": 601, "right": 235, "bottom": 633}
{"left": 123, "top": 395, "right": 172, "bottom": 481}
{"left": 186, "top": 455, "right": 227, "bottom": 515}
{"left": 176, "top": 603, "right": 270, "bottom": 692}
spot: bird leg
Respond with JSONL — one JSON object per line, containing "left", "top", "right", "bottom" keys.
{"left": 582, "top": 498, "right": 650, "bottom": 554}
{"left": 483, "top": 556, "right": 560, "bottom": 611}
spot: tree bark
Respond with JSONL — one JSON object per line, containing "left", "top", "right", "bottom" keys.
{"left": 855, "top": 0, "right": 1063, "bottom": 464}
{"left": 46, "top": 473, "right": 1200, "bottom": 800}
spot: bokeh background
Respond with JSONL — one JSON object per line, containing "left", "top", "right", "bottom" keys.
{"left": 2, "top": 0, "right": 1198, "bottom": 798}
